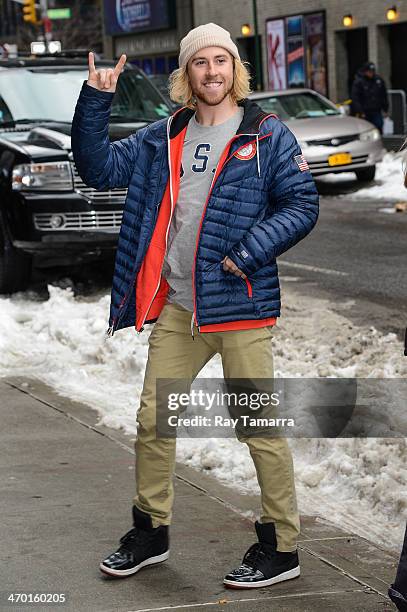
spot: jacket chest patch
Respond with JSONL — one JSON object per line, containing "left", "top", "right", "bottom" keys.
{"left": 234, "top": 142, "right": 257, "bottom": 161}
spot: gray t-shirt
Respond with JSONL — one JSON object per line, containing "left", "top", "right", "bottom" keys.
{"left": 162, "top": 107, "right": 244, "bottom": 312}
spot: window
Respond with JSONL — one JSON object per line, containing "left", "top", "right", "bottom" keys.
{"left": 255, "top": 92, "right": 339, "bottom": 120}
{"left": 0, "top": 67, "right": 171, "bottom": 124}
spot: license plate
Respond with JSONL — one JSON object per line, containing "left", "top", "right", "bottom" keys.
{"left": 328, "top": 153, "right": 352, "bottom": 166}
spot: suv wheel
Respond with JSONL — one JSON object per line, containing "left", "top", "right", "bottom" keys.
{"left": 0, "top": 227, "right": 32, "bottom": 294}
{"left": 355, "top": 166, "right": 376, "bottom": 182}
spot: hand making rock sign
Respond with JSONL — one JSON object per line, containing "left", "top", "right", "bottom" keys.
{"left": 87, "top": 51, "right": 127, "bottom": 93}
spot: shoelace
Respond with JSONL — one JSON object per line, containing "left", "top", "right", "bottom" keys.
{"left": 118, "top": 527, "right": 148, "bottom": 551}
{"left": 242, "top": 542, "right": 276, "bottom": 570}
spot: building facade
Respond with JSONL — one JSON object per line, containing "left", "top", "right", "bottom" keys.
{"left": 0, "top": 0, "right": 18, "bottom": 40}
{"left": 192, "top": 0, "right": 407, "bottom": 102}
{"left": 101, "top": 1, "right": 407, "bottom": 102}
{"left": 102, "top": 0, "right": 194, "bottom": 75}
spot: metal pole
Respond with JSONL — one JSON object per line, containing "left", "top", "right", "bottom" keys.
{"left": 39, "top": 0, "right": 49, "bottom": 51}
{"left": 252, "top": 0, "right": 262, "bottom": 90}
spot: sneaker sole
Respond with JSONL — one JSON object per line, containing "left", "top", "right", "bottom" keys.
{"left": 99, "top": 550, "right": 169, "bottom": 578}
{"left": 223, "top": 565, "right": 300, "bottom": 589}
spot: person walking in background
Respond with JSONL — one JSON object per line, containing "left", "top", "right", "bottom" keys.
{"left": 71, "top": 23, "right": 319, "bottom": 589}
{"left": 350, "top": 61, "right": 389, "bottom": 133}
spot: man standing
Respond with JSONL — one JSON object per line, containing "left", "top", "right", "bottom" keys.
{"left": 351, "top": 61, "right": 389, "bottom": 133}
{"left": 72, "top": 23, "right": 319, "bottom": 589}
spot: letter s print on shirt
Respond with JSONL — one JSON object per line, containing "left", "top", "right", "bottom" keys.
{"left": 192, "top": 144, "right": 211, "bottom": 173}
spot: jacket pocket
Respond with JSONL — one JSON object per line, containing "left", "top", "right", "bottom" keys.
{"left": 218, "top": 261, "right": 253, "bottom": 299}
{"left": 243, "top": 277, "right": 253, "bottom": 298}
{"left": 216, "top": 262, "right": 253, "bottom": 300}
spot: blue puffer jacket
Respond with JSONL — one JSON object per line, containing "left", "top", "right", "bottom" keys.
{"left": 71, "top": 82, "right": 319, "bottom": 337}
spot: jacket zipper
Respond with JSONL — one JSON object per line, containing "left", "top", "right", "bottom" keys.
{"left": 135, "top": 106, "right": 188, "bottom": 334}
{"left": 191, "top": 133, "right": 241, "bottom": 339}
{"left": 106, "top": 291, "right": 128, "bottom": 338}
{"left": 134, "top": 201, "right": 163, "bottom": 335}
{"left": 136, "top": 115, "right": 176, "bottom": 334}
{"left": 106, "top": 157, "right": 166, "bottom": 338}
{"left": 191, "top": 121, "right": 275, "bottom": 338}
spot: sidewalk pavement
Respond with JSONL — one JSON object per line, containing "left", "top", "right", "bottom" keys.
{"left": 1, "top": 377, "right": 399, "bottom": 612}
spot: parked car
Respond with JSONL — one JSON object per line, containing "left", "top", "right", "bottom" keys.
{"left": 148, "top": 74, "right": 181, "bottom": 110}
{"left": 250, "top": 88, "right": 384, "bottom": 182}
{"left": 0, "top": 55, "right": 171, "bottom": 294}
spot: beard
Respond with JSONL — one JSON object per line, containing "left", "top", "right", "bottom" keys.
{"left": 192, "top": 79, "right": 234, "bottom": 106}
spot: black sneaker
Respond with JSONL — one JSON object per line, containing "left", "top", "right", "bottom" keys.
{"left": 99, "top": 506, "right": 169, "bottom": 578}
{"left": 388, "top": 586, "right": 407, "bottom": 612}
{"left": 223, "top": 521, "right": 300, "bottom": 589}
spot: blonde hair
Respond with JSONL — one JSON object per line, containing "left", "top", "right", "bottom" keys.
{"left": 168, "top": 56, "right": 252, "bottom": 109}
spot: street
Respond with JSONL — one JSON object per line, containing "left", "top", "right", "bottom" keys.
{"left": 280, "top": 182, "right": 407, "bottom": 338}
{"left": 24, "top": 179, "right": 407, "bottom": 341}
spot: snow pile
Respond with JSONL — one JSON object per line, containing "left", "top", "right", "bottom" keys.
{"left": 178, "top": 293, "right": 407, "bottom": 550}
{"left": 1, "top": 285, "right": 406, "bottom": 550}
{"left": 318, "top": 151, "right": 407, "bottom": 201}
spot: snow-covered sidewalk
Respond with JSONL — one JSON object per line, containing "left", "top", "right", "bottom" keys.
{"left": 1, "top": 284, "right": 406, "bottom": 551}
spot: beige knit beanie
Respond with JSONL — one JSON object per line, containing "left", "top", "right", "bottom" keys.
{"left": 179, "top": 23, "right": 240, "bottom": 68}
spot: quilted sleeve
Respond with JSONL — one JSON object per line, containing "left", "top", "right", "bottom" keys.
{"left": 226, "top": 121, "right": 319, "bottom": 276}
{"left": 71, "top": 81, "right": 146, "bottom": 190}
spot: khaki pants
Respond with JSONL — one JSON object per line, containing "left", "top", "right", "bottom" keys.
{"left": 133, "top": 302, "right": 300, "bottom": 552}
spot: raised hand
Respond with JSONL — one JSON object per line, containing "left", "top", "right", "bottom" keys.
{"left": 87, "top": 52, "right": 127, "bottom": 93}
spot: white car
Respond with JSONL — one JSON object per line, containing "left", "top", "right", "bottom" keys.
{"left": 250, "top": 88, "right": 385, "bottom": 182}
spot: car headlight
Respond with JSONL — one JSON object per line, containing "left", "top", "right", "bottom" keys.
{"left": 359, "top": 128, "right": 380, "bottom": 142}
{"left": 12, "top": 161, "right": 73, "bottom": 191}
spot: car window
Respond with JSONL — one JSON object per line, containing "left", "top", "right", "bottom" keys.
{"left": 253, "top": 97, "right": 290, "bottom": 120}
{"left": 255, "top": 92, "right": 340, "bottom": 120}
{"left": 111, "top": 71, "right": 170, "bottom": 121}
{"left": 0, "top": 68, "right": 171, "bottom": 124}
{"left": 0, "top": 94, "right": 13, "bottom": 122}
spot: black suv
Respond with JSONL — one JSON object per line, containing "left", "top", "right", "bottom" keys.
{"left": 0, "top": 55, "right": 171, "bottom": 293}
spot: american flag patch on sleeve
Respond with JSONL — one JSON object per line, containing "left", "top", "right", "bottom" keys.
{"left": 294, "top": 154, "right": 309, "bottom": 172}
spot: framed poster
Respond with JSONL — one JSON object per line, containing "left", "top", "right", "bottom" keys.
{"left": 266, "top": 19, "right": 286, "bottom": 90}
{"left": 286, "top": 15, "right": 305, "bottom": 88}
{"left": 304, "top": 12, "right": 327, "bottom": 95}
{"left": 286, "top": 15, "right": 302, "bottom": 37}
{"left": 266, "top": 11, "right": 328, "bottom": 94}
